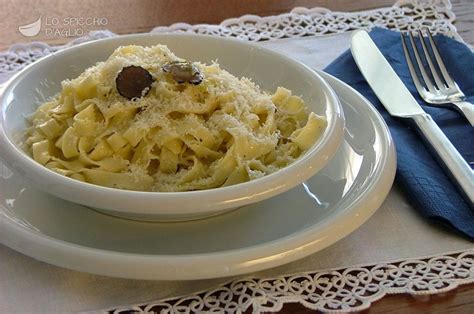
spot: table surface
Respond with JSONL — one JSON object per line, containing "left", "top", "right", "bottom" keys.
{"left": 1, "top": 0, "right": 473, "bottom": 313}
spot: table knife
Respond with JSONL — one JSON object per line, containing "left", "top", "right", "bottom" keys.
{"left": 350, "top": 30, "right": 474, "bottom": 206}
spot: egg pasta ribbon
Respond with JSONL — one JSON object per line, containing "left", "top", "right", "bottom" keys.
{"left": 25, "top": 45, "right": 327, "bottom": 192}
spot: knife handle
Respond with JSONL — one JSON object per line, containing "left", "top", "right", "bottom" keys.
{"left": 411, "top": 113, "right": 474, "bottom": 207}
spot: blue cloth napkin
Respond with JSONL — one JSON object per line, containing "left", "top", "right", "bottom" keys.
{"left": 324, "top": 27, "right": 474, "bottom": 239}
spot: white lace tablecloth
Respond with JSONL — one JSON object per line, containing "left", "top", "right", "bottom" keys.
{"left": 1, "top": 1, "right": 473, "bottom": 313}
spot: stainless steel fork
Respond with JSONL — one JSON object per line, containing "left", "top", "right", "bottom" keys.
{"left": 401, "top": 30, "right": 474, "bottom": 126}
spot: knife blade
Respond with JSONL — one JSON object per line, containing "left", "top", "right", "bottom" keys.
{"left": 351, "top": 30, "right": 474, "bottom": 207}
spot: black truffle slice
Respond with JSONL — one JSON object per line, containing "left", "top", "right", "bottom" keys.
{"left": 116, "top": 65, "right": 153, "bottom": 100}
{"left": 163, "top": 61, "right": 203, "bottom": 85}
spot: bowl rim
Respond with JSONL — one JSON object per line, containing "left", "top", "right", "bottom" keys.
{"left": 0, "top": 33, "right": 344, "bottom": 215}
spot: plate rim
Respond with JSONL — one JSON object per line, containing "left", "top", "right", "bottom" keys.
{"left": 0, "top": 71, "right": 396, "bottom": 280}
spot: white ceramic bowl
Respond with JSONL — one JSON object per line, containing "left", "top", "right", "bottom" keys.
{"left": 0, "top": 34, "right": 344, "bottom": 221}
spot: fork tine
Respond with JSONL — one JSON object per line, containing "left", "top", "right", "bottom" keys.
{"left": 426, "top": 29, "right": 455, "bottom": 86}
{"left": 418, "top": 30, "right": 446, "bottom": 90}
{"left": 401, "top": 33, "right": 427, "bottom": 95}
{"left": 408, "top": 31, "right": 436, "bottom": 92}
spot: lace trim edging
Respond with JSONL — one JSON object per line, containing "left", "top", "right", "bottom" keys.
{"left": 107, "top": 249, "right": 474, "bottom": 313}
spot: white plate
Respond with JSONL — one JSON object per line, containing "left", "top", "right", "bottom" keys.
{"left": 0, "top": 72, "right": 396, "bottom": 280}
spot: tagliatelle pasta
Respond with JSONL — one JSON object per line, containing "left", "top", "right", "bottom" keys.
{"left": 25, "top": 45, "right": 327, "bottom": 192}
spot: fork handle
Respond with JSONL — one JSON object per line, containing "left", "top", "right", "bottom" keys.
{"left": 452, "top": 101, "right": 474, "bottom": 127}
{"left": 411, "top": 113, "right": 474, "bottom": 207}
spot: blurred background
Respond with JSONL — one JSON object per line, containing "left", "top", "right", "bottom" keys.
{"left": 0, "top": 0, "right": 399, "bottom": 50}
{"left": 0, "top": 1, "right": 472, "bottom": 50}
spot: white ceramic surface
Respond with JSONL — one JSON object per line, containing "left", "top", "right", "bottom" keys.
{"left": 0, "top": 34, "right": 344, "bottom": 221}
{"left": 0, "top": 72, "right": 396, "bottom": 280}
